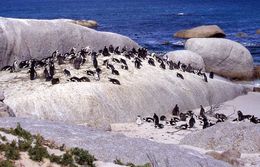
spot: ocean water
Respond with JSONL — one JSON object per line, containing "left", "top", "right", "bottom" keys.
{"left": 0, "top": 0, "right": 259, "bottom": 64}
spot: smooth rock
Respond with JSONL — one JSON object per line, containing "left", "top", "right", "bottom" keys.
{"left": 0, "top": 17, "right": 139, "bottom": 68}
{"left": 165, "top": 50, "right": 205, "bottom": 70}
{"left": 185, "top": 38, "right": 254, "bottom": 80}
{"left": 180, "top": 122, "right": 260, "bottom": 153}
{"left": 174, "top": 25, "right": 225, "bottom": 38}
{"left": 0, "top": 117, "right": 232, "bottom": 167}
{"left": 0, "top": 102, "right": 15, "bottom": 117}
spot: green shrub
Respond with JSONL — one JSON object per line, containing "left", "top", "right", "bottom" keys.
{"left": 5, "top": 141, "right": 20, "bottom": 160}
{"left": 49, "top": 154, "right": 62, "bottom": 164}
{"left": 18, "top": 139, "right": 32, "bottom": 151}
{"left": 60, "top": 151, "right": 74, "bottom": 166}
{"left": 0, "top": 160, "right": 14, "bottom": 167}
{"left": 28, "top": 144, "right": 49, "bottom": 162}
{"left": 0, "top": 135, "right": 7, "bottom": 142}
{"left": 71, "top": 147, "right": 96, "bottom": 166}
{"left": 114, "top": 158, "right": 125, "bottom": 165}
{"left": 10, "top": 123, "right": 32, "bottom": 141}
{"left": 0, "top": 143, "right": 6, "bottom": 152}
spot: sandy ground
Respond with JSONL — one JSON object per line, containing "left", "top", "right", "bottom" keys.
{"left": 111, "top": 92, "right": 260, "bottom": 167}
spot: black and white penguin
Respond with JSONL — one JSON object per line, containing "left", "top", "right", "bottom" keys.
{"left": 44, "top": 67, "right": 52, "bottom": 81}
{"left": 199, "top": 105, "right": 206, "bottom": 119}
{"left": 79, "top": 77, "right": 90, "bottom": 82}
{"left": 136, "top": 115, "right": 143, "bottom": 126}
{"left": 203, "top": 73, "right": 208, "bottom": 82}
{"left": 68, "top": 76, "right": 81, "bottom": 82}
{"left": 102, "top": 46, "right": 110, "bottom": 57}
{"left": 159, "top": 62, "right": 166, "bottom": 69}
{"left": 108, "top": 78, "right": 120, "bottom": 85}
{"left": 63, "top": 69, "right": 71, "bottom": 77}
{"left": 74, "top": 55, "right": 82, "bottom": 70}
{"left": 153, "top": 113, "right": 159, "bottom": 126}
{"left": 51, "top": 78, "right": 60, "bottom": 85}
{"left": 120, "top": 58, "right": 127, "bottom": 66}
{"left": 189, "top": 115, "right": 196, "bottom": 128}
{"left": 209, "top": 72, "right": 214, "bottom": 79}
{"left": 109, "top": 45, "right": 114, "bottom": 53}
{"left": 112, "top": 69, "right": 120, "bottom": 75}
{"left": 172, "top": 104, "right": 180, "bottom": 116}
{"left": 86, "top": 70, "right": 95, "bottom": 76}
{"left": 176, "top": 73, "right": 184, "bottom": 79}
{"left": 148, "top": 58, "right": 155, "bottom": 66}
{"left": 112, "top": 58, "right": 120, "bottom": 63}
{"left": 28, "top": 61, "right": 37, "bottom": 80}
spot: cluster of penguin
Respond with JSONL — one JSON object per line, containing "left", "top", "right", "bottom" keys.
{"left": 136, "top": 104, "right": 260, "bottom": 130}
{"left": 1, "top": 44, "right": 214, "bottom": 86}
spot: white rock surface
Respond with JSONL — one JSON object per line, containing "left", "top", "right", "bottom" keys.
{"left": 180, "top": 122, "right": 260, "bottom": 153}
{"left": 165, "top": 50, "right": 205, "bottom": 70}
{"left": 0, "top": 17, "right": 138, "bottom": 68}
{"left": 0, "top": 117, "right": 231, "bottom": 167}
{"left": 0, "top": 52, "right": 246, "bottom": 129}
{"left": 185, "top": 38, "right": 254, "bottom": 80}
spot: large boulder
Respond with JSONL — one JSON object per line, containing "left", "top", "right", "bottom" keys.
{"left": 165, "top": 50, "right": 205, "bottom": 70}
{"left": 0, "top": 17, "right": 139, "bottom": 69}
{"left": 174, "top": 25, "right": 225, "bottom": 38}
{"left": 256, "top": 29, "right": 260, "bottom": 34}
{"left": 0, "top": 52, "right": 246, "bottom": 129}
{"left": 185, "top": 38, "right": 254, "bottom": 80}
{"left": 0, "top": 117, "right": 232, "bottom": 167}
{"left": 180, "top": 122, "right": 260, "bottom": 153}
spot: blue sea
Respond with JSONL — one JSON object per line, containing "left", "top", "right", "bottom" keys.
{"left": 0, "top": 0, "right": 260, "bottom": 64}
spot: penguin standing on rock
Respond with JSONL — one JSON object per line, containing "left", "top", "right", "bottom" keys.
{"left": 172, "top": 104, "right": 180, "bottom": 116}
{"left": 28, "top": 61, "right": 37, "bottom": 80}
{"left": 189, "top": 115, "right": 196, "bottom": 128}
{"left": 136, "top": 115, "right": 143, "bottom": 126}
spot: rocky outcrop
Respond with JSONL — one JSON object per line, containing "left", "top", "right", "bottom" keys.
{"left": 174, "top": 25, "right": 225, "bottom": 38}
{"left": 185, "top": 38, "right": 254, "bottom": 80}
{"left": 0, "top": 17, "right": 139, "bottom": 69}
{"left": 0, "top": 91, "right": 15, "bottom": 117}
{"left": 165, "top": 50, "right": 205, "bottom": 70}
{"left": 180, "top": 122, "right": 260, "bottom": 153}
{"left": 0, "top": 117, "right": 231, "bottom": 167}
{"left": 0, "top": 52, "right": 246, "bottom": 129}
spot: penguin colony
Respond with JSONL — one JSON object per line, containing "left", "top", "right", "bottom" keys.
{"left": 1, "top": 45, "right": 213, "bottom": 85}
{"left": 138, "top": 105, "right": 260, "bottom": 130}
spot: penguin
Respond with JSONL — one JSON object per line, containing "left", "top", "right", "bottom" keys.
{"left": 179, "top": 113, "right": 187, "bottom": 121}
{"left": 44, "top": 67, "right": 52, "bottom": 81}
{"left": 202, "top": 117, "right": 209, "bottom": 129}
{"left": 160, "top": 115, "right": 167, "bottom": 121}
{"left": 112, "top": 58, "right": 120, "bottom": 63}
{"left": 153, "top": 113, "right": 159, "bottom": 126}
{"left": 169, "top": 118, "right": 176, "bottom": 126}
{"left": 68, "top": 76, "right": 81, "bottom": 82}
{"left": 203, "top": 73, "right": 208, "bottom": 82}
{"left": 136, "top": 115, "right": 143, "bottom": 126}
{"left": 209, "top": 72, "right": 214, "bottom": 79}
{"left": 63, "top": 69, "right": 71, "bottom": 77}
{"left": 1, "top": 66, "right": 13, "bottom": 71}
{"left": 121, "top": 65, "right": 128, "bottom": 70}
{"left": 112, "top": 69, "right": 120, "bottom": 75}
{"left": 49, "top": 62, "right": 55, "bottom": 77}
{"left": 102, "top": 46, "right": 110, "bottom": 57}
{"left": 176, "top": 73, "right": 184, "bottom": 79}
{"left": 120, "top": 58, "right": 127, "bottom": 66}
{"left": 79, "top": 77, "right": 90, "bottom": 82}
{"left": 148, "top": 58, "right": 155, "bottom": 66}
{"left": 51, "top": 78, "right": 60, "bottom": 85}
{"left": 250, "top": 116, "right": 258, "bottom": 124}
{"left": 94, "top": 72, "right": 100, "bottom": 81}
{"left": 199, "top": 105, "right": 206, "bottom": 119}
{"left": 172, "top": 104, "right": 180, "bottom": 116}
{"left": 86, "top": 70, "right": 95, "bottom": 76}
{"left": 108, "top": 78, "right": 120, "bottom": 85}
{"left": 143, "top": 117, "right": 154, "bottom": 123}
{"left": 11, "top": 60, "right": 20, "bottom": 72}
{"left": 92, "top": 53, "right": 98, "bottom": 68}
{"left": 57, "top": 54, "right": 65, "bottom": 65}
{"left": 74, "top": 55, "right": 82, "bottom": 70}
{"left": 109, "top": 45, "right": 114, "bottom": 53}
{"left": 159, "top": 62, "right": 166, "bottom": 69}
{"left": 28, "top": 61, "right": 37, "bottom": 80}
{"left": 189, "top": 115, "right": 196, "bottom": 128}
